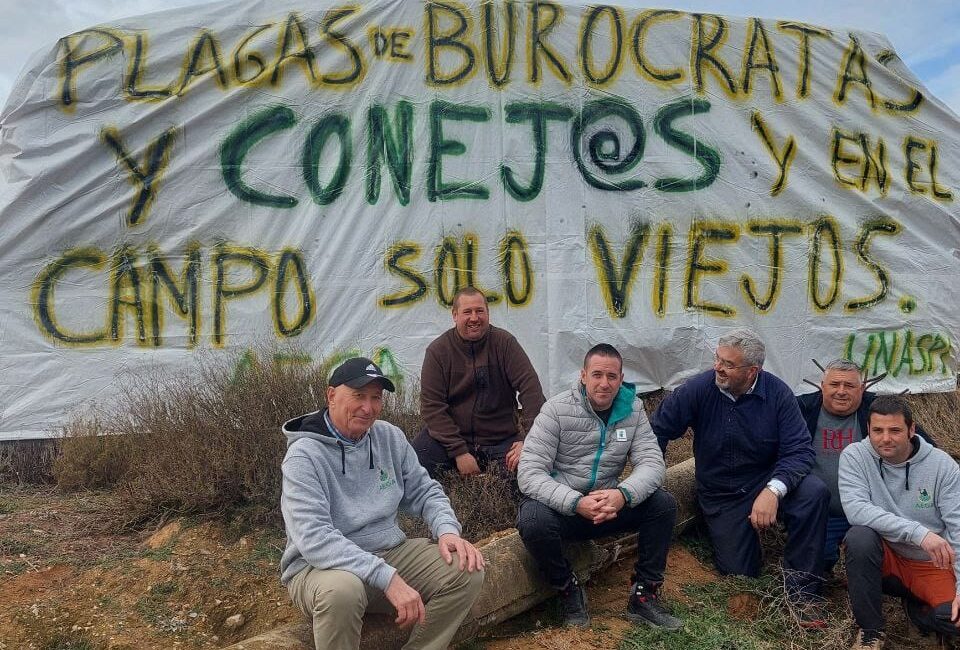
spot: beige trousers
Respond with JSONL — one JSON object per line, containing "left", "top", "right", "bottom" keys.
{"left": 287, "top": 538, "right": 484, "bottom": 650}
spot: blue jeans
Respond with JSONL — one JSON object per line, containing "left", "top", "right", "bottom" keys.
{"left": 823, "top": 515, "right": 850, "bottom": 571}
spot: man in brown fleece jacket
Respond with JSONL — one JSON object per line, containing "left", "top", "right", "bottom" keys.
{"left": 412, "top": 287, "right": 546, "bottom": 478}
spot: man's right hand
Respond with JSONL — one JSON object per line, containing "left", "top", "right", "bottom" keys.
{"left": 455, "top": 452, "right": 481, "bottom": 476}
{"left": 575, "top": 493, "right": 606, "bottom": 523}
{"left": 384, "top": 574, "right": 425, "bottom": 629}
{"left": 921, "top": 531, "right": 956, "bottom": 570}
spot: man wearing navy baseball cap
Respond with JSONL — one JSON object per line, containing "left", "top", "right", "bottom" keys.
{"left": 279, "top": 357, "right": 485, "bottom": 649}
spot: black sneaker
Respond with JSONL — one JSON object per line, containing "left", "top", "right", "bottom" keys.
{"left": 558, "top": 575, "right": 590, "bottom": 628}
{"left": 626, "top": 582, "right": 682, "bottom": 631}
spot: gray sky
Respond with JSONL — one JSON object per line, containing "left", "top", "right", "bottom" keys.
{"left": 1, "top": 0, "right": 959, "bottom": 113}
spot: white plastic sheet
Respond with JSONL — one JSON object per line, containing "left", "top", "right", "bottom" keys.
{"left": 1, "top": 1, "right": 957, "bottom": 439}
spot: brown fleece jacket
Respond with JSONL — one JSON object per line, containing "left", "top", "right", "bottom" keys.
{"left": 420, "top": 325, "right": 545, "bottom": 458}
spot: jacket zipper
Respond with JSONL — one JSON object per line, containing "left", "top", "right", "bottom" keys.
{"left": 587, "top": 423, "right": 607, "bottom": 490}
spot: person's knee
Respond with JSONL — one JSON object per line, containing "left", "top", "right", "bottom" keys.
{"left": 707, "top": 516, "right": 760, "bottom": 577}
{"left": 516, "top": 500, "right": 560, "bottom": 541}
{"left": 460, "top": 567, "right": 485, "bottom": 600}
{"left": 792, "top": 475, "right": 830, "bottom": 510}
{"left": 649, "top": 488, "right": 678, "bottom": 519}
{"left": 434, "top": 562, "right": 485, "bottom": 606}
{"left": 843, "top": 525, "right": 881, "bottom": 558}
{"left": 311, "top": 574, "right": 366, "bottom": 618}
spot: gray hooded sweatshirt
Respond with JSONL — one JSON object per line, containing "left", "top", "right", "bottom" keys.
{"left": 279, "top": 409, "right": 461, "bottom": 591}
{"left": 839, "top": 435, "right": 960, "bottom": 593}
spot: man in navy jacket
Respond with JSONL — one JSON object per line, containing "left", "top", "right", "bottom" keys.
{"left": 652, "top": 329, "right": 829, "bottom": 618}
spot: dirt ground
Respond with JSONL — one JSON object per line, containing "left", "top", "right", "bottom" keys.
{"left": 481, "top": 546, "right": 717, "bottom": 650}
{"left": 0, "top": 488, "right": 299, "bottom": 649}
{"left": 0, "top": 485, "right": 719, "bottom": 650}
{"left": 1, "top": 487, "right": 955, "bottom": 650}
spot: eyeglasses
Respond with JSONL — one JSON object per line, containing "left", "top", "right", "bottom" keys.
{"left": 713, "top": 353, "right": 755, "bottom": 371}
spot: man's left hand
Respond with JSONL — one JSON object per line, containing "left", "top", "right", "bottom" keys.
{"left": 505, "top": 441, "right": 523, "bottom": 473}
{"left": 438, "top": 533, "right": 486, "bottom": 572}
{"left": 587, "top": 488, "right": 625, "bottom": 524}
{"left": 749, "top": 488, "right": 779, "bottom": 530}
{"left": 952, "top": 595, "right": 960, "bottom": 629}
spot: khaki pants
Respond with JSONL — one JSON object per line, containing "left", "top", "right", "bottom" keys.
{"left": 287, "top": 538, "right": 484, "bottom": 650}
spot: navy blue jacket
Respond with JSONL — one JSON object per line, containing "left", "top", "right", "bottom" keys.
{"left": 652, "top": 369, "right": 814, "bottom": 508}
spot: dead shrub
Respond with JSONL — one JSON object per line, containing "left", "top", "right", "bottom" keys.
{"left": 54, "top": 416, "right": 130, "bottom": 490}
{"left": 904, "top": 390, "right": 960, "bottom": 459}
{"left": 53, "top": 349, "right": 420, "bottom": 527}
{"left": 0, "top": 439, "right": 61, "bottom": 485}
{"left": 400, "top": 469, "right": 518, "bottom": 543}
{"left": 641, "top": 389, "right": 694, "bottom": 467}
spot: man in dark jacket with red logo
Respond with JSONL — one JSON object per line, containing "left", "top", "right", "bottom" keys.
{"left": 796, "top": 359, "right": 935, "bottom": 571}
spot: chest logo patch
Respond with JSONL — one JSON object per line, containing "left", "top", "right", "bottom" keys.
{"left": 615, "top": 429, "right": 627, "bottom": 442}
{"left": 378, "top": 468, "right": 397, "bottom": 491}
{"left": 915, "top": 488, "right": 933, "bottom": 509}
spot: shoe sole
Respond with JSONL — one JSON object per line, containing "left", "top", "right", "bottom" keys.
{"left": 625, "top": 611, "right": 683, "bottom": 632}
{"left": 563, "top": 618, "right": 591, "bottom": 629}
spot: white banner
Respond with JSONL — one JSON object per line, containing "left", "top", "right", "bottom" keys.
{"left": 1, "top": 0, "right": 958, "bottom": 439}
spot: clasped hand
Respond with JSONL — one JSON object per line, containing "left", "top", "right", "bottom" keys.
{"left": 575, "top": 488, "right": 626, "bottom": 524}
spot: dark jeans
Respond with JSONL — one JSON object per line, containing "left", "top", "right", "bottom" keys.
{"left": 411, "top": 427, "right": 518, "bottom": 478}
{"left": 845, "top": 525, "right": 959, "bottom": 636}
{"left": 823, "top": 515, "right": 850, "bottom": 572}
{"left": 516, "top": 488, "right": 677, "bottom": 589}
{"left": 700, "top": 474, "right": 829, "bottom": 601}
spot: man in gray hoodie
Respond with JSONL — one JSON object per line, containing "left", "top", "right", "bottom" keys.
{"left": 839, "top": 395, "right": 960, "bottom": 649}
{"left": 517, "top": 344, "right": 681, "bottom": 631}
{"left": 280, "top": 357, "right": 485, "bottom": 650}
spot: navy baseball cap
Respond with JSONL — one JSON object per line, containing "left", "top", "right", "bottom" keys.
{"left": 329, "top": 357, "right": 396, "bottom": 392}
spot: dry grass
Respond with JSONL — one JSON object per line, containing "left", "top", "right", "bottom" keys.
{"left": 34, "top": 359, "right": 960, "bottom": 534}
{"left": 0, "top": 439, "right": 60, "bottom": 485}
{"left": 52, "top": 349, "right": 418, "bottom": 528}
{"left": 641, "top": 389, "right": 694, "bottom": 467}
{"left": 399, "top": 469, "right": 518, "bottom": 543}
{"left": 905, "top": 391, "right": 960, "bottom": 459}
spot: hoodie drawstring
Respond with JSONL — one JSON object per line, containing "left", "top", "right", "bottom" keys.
{"left": 336, "top": 439, "right": 374, "bottom": 474}
{"left": 877, "top": 456, "right": 913, "bottom": 491}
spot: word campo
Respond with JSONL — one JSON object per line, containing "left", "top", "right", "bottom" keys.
{"left": 55, "top": 4, "right": 920, "bottom": 113}
{"left": 32, "top": 243, "right": 314, "bottom": 347}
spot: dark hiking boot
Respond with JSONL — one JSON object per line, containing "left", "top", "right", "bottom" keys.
{"left": 558, "top": 575, "right": 590, "bottom": 628}
{"left": 626, "top": 582, "right": 682, "bottom": 631}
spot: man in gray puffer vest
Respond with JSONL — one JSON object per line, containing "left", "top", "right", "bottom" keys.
{"left": 516, "top": 344, "right": 681, "bottom": 630}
